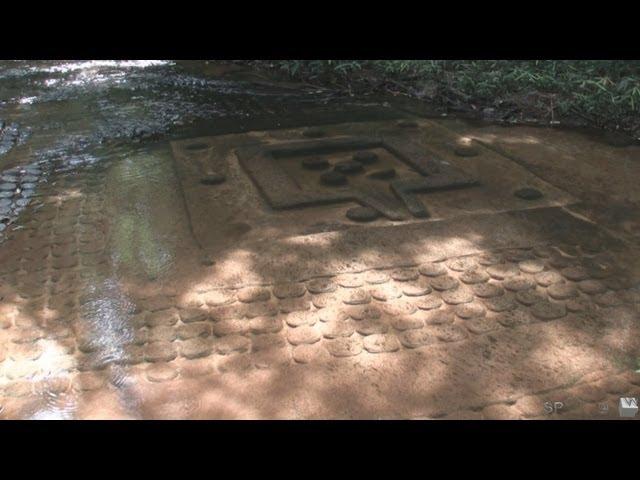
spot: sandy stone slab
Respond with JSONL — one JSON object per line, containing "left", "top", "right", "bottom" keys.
{"left": 345, "top": 305, "right": 382, "bottom": 321}
{"left": 454, "top": 302, "right": 486, "bottom": 319}
{"left": 415, "top": 296, "right": 443, "bottom": 310}
{"left": 446, "top": 257, "right": 477, "bottom": 272}
{"left": 534, "top": 270, "right": 563, "bottom": 287}
{"left": 547, "top": 282, "right": 578, "bottom": 300}
{"left": 364, "top": 270, "right": 390, "bottom": 285}
{"left": 518, "top": 259, "right": 545, "bottom": 274}
{"left": 483, "top": 295, "right": 517, "bottom": 312}
{"left": 391, "top": 269, "right": 419, "bottom": 282}
{"left": 178, "top": 358, "right": 216, "bottom": 378}
{"left": 237, "top": 287, "right": 271, "bottom": 303}
{"left": 325, "top": 337, "right": 363, "bottom": 357}
{"left": 251, "top": 333, "right": 287, "bottom": 352}
{"left": 145, "top": 310, "right": 180, "bottom": 327}
{"left": 202, "top": 290, "right": 235, "bottom": 307}
{"left": 311, "top": 293, "right": 339, "bottom": 309}
{"left": 145, "top": 342, "right": 178, "bottom": 363}
{"left": 503, "top": 276, "right": 536, "bottom": 292}
{"left": 515, "top": 290, "right": 545, "bottom": 306}
{"left": 401, "top": 283, "right": 432, "bottom": 297}
{"left": 146, "top": 363, "right": 180, "bottom": 383}
{"left": 176, "top": 322, "right": 211, "bottom": 340}
{"left": 430, "top": 325, "right": 468, "bottom": 343}
{"left": 343, "top": 289, "right": 371, "bottom": 305}
{"left": 382, "top": 300, "right": 417, "bottom": 316}
{"left": 252, "top": 349, "right": 291, "bottom": 369}
{"left": 356, "top": 319, "right": 390, "bottom": 335}
{"left": 399, "top": 329, "right": 436, "bottom": 348}
{"left": 390, "top": 315, "right": 424, "bottom": 331}
{"left": 430, "top": 276, "right": 459, "bottom": 291}
{"left": 336, "top": 275, "right": 364, "bottom": 288}
{"left": 287, "top": 325, "right": 321, "bottom": 345}
{"left": 594, "top": 291, "right": 625, "bottom": 307}
{"left": 496, "top": 309, "right": 532, "bottom": 328}
{"left": 279, "top": 297, "right": 310, "bottom": 313}
{"left": 215, "top": 335, "right": 251, "bottom": 355}
{"left": 465, "top": 317, "right": 500, "bottom": 335}
{"left": 421, "top": 309, "right": 455, "bottom": 325}
{"left": 561, "top": 266, "right": 589, "bottom": 282}
{"left": 363, "top": 334, "right": 400, "bottom": 353}
{"left": 486, "top": 264, "right": 519, "bottom": 280}
{"left": 460, "top": 269, "right": 490, "bottom": 284}
{"left": 273, "top": 283, "right": 306, "bottom": 299}
{"left": 306, "top": 278, "right": 337, "bottom": 294}
{"left": 249, "top": 316, "right": 283, "bottom": 334}
{"left": 531, "top": 301, "right": 566, "bottom": 320}
{"left": 577, "top": 280, "right": 606, "bottom": 295}
{"left": 140, "top": 296, "right": 175, "bottom": 312}
{"left": 292, "top": 344, "right": 330, "bottom": 364}
{"left": 285, "top": 311, "right": 318, "bottom": 327}
{"left": 212, "top": 319, "right": 249, "bottom": 336}
{"left": 442, "top": 289, "right": 474, "bottom": 305}
{"left": 147, "top": 325, "right": 178, "bottom": 342}
{"left": 370, "top": 285, "right": 402, "bottom": 301}
{"left": 180, "top": 338, "right": 213, "bottom": 359}
{"left": 321, "top": 320, "right": 355, "bottom": 339}
{"left": 418, "top": 262, "right": 447, "bottom": 277}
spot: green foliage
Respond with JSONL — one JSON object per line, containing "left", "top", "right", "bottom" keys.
{"left": 259, "top": 60, "right": 640, "bottom": 133}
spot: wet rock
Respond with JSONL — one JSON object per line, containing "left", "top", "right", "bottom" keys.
{"left": 200, "top": 174, "right": 226, "bottom": 185}
{"left": 352, "top": 151, "right": 378, "bottom": 165}
{"left": 346, "top": 206, "right": 380, "bottom": 222}
{"left": 367, "top": 168, "right": 396, "bottom": 180}
{"left": 301, "top": 157, "right": 329, "bottom": 170}
{"left": 334, "top": 160, "right": 364, "bottom": 175}
{"left": 514, "top": 187, "right": 543, "bottom": 200}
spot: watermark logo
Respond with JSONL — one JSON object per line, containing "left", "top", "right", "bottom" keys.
{"left": 618, "top": 397, "right": 638, "bottom": 418}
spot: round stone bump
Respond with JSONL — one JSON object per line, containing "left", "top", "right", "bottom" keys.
{"left": 292, "top": 344, "right": 329, "bottom": 364}
{"left": 531, "top": 301, "right": 566, "bottom": 320}
{"left": 146, "top": 364, "right": 179, "bottom": 383}
{"left": 364, "top": 270, "right": 389, "bottom": 285}
{"left": 415, "top": 296, "right": 443, "bottom": 310}
{"left": 455, "top": 303, "right": 486, "bottom": 319}
{"left": 484, "top": 295, "right": 516, "bottom": 312}
{"left": 334, "top": 160, "right": 364, "bottom": 175}
{"left": 432, "top": 325, "right": 467, "bottom": 343}
{"left": 547, "top": 283, "right": 578, "bottom": 300}
{"left": 356, "top": 319, "right": 389, "bottom": 335}
{"left": 519, "top": 259, "right": 545, "bottom": 274}
{"left": 487, "top": 264, "right": 519, "bottom": 280}
{"left": 514, "top": 188, "right": 543, "bottom": 200}
{"left": 460, "top": 269, "right": 490, "bottom": 284}
{"left": 454, "top": 144, "right": 480, "bottom": 157}
{"left": 343, "top": 289, "right": 371, "bottom": 305}
{"left": 325, "top": 337, "right": 362, "bottom": 357}
{"left": 337, "top": 275, "right": 363, "bottom": 288}
{"left": 363, "top": 334, "right": 400, "bottom": 353}
{"left": 516, "top": 290, "right": 545, "bottom": 306}
{"left": 534, "top": 271, "right": 563, "bottom": 287}
{"left": 370, "top": 285, "right": 402, "bottom": 301}
{"left": 399, "top": 329, "right": 435, "bottom": 348}
{"left": 200, "top": 174, "right": 226, "bottom": 185}
{"left": 390, "top": 315, "right": 424, "bottom": 331}
{"left": 301, "top": 157, "right": 329, "bottom": 170}
{"left": 307, "top": 278, "right": 337, "bottom": 294}
{"left": 346, "top": 206, "right": 380, "bottom": 222}
{"left": 447, "top": 257, "right": 477, "bottom": 272}
{"left": 423, "top": 309, "right": 455, "bottom": 325}
{"left": 180, "top": 338, "right": 213, "bottom": 359}
{"left": 237, "top": 287, "right": 271, "bottom": 303}
{"left": 577, "top": 280, "right": 606, "bottom": 295}
{"left": 402, "top": 283, "right": 432, "bottom": 297}
{"left": 287, "top": 326, "right": 321, "bottom": 345}
{"left": 352, "top": 151, "right": 378, "bottom": 164}
{"left": 465, "top": 317, "right": 500, "bottom": 334}
{"left": 273, "top": 283, "right": 306, "bottom": 299}
{"left": 442, "top": 289, "right": 474, "bottom": 305}
{"left": 391, "top": 269, "right": 419, "bottom": 282}
{"left": 561, "top": 266, "right": 589, "bottom": 282}
{"left": 419, "top": 262, "right": 447, "bottom": 277}
{"left": 503, "top": 276, "right": 536, "bottom": 292}
{"left": 321, "top": 320, "right": 355, "bottom": 339}
{"left": 430, "top": 276, "right": 459, "bottom": 291}
{"left": 320, "top": 171, "right": 347, "bottom": 186}
{"left": 367, "top": 168, "right": 396, "bottom": 180}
